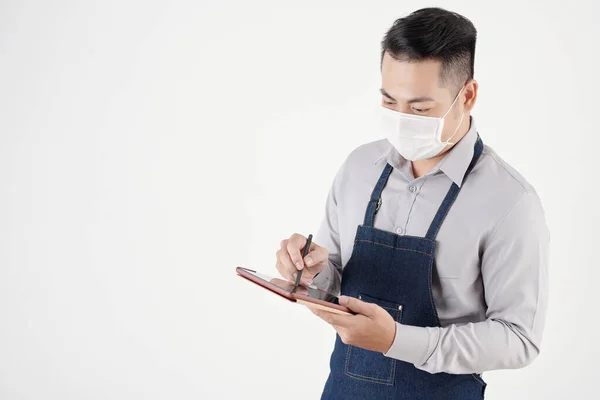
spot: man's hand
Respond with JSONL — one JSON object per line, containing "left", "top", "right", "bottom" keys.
{"left": 307, "top": 295, "right": 396, "bottom": 354}
{"left": 275, "top": 233, "right": 328, "bottom": 286}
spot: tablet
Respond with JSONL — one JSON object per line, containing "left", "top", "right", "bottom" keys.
{"left": 236, "top": 266, "right": 355, "bottom": 315}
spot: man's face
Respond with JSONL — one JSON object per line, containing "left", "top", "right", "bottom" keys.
{"left": 380, "top": 51, "right": 468, "bottom": 144}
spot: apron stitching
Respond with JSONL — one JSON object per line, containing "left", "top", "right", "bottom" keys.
{"left": 427, "top": 255, "right": 442, "bottom": 325}
{"left": 344, "top": 371, "right": 394, "bottom": 385}
{"left": 470, "top": 373, "right": 486, "bottom": 386}
{"left": 365, "top": 226, "right": 437, "bottom": 244}
{"left": 387, "top": 308, "right": 400, "bottom": 381}
{"left": 344, "top": 338, "right": 351, "bottom": 372}
{"left": 354, "top": 240, "right": 432, "bottom": 256}
{"left": 344, "top": 346, "right": 393, "bottom": 384}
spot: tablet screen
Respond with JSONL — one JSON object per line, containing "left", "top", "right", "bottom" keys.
{"left": 243, "top": 269, "right": 342, "bottom": 306}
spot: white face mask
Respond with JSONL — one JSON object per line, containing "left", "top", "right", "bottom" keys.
{"left": 381, "top": 86, "right": 466, "bottom": 161}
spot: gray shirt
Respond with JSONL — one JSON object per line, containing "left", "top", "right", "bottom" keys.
{"left": 311, "top": 117, "right": 550, "bottom": 374}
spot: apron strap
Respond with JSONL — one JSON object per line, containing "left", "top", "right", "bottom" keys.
{"left": 363, "top": 163, "right": 394, "bottom": 227}
{"left": 425, "top": 134, "right": 484, "bottom": 241}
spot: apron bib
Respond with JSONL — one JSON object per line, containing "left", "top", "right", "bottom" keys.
{"left": 321, "top": 135, "right": 486, "bottom": 400}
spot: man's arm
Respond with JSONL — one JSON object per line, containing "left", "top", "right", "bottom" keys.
{"left": 382, "top": 191, "right": 550, "bottom": 374}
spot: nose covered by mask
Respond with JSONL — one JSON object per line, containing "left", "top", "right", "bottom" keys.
{"left": 381, "top": 87, "right": 466, "bottom": 161}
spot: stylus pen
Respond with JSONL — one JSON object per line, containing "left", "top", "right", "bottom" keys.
{"left": 291, "top": 234, "right": 313, "bottom": 293}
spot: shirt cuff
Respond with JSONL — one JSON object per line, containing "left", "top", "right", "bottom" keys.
{"left": 311, "top": 267, "right": 330, "bottom": 292}
{"left": 382, "top": 323, "right": 436, "bottom": 366}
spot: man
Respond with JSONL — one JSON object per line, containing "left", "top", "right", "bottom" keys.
{"left": 275, "top": 7, "right": 549, "bottom": 399}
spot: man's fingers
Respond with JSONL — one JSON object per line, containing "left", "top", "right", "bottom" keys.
{"left": 276, "top": 247, "right": 297, "bottom": 283}
{"left": 275, "top": 260, "right": 295, "bottom": 282}
{"left": 311, "top": 308, "right": 350, "bottom": 327}
{"left": 340, "top": 296, "right": 377, "bottom": 317}
{"left": 303, "top": 246, "right": 328, "bottom": 268}
{"left": 287, "top": 233, "right": 307, "bottom": 270}
{"left": 277, "top": 234, "right": 328, "bottom": 285}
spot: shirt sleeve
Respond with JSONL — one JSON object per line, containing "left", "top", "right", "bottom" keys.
{"left": 311, "top": 161, "right": 346, "bottom": 296}
{"left": 382, "top": 191, "right": 550, "bottom": 374}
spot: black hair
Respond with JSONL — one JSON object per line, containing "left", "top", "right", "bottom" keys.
{"left": 381, "top": 7, "right": 477, "bottom": 92}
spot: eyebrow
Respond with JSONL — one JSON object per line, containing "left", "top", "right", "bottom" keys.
{"left": 379, "top": 88, "right": 435, "bottom": 104}
{"left": 380, "top": 88, "right": 396, "bottom": 101}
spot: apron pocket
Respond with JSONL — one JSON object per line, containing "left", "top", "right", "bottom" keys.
{"left": 344, "top": 292, "right": 403, "bottom": 386}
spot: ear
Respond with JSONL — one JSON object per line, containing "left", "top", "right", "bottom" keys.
{"left": 463, "top": 79, "right": 478, "bottom": 113}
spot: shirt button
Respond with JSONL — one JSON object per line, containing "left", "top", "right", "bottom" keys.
{"left": 409, "top": 185, "right": 417, "bottom": 193}
{"left": 396, "top": 227, "right": 403, "bottom": 234}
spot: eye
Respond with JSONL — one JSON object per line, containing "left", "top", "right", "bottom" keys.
{"left": 412, "top": 107, "right": 430, "bottom": 113}
{"left": 383, "top": 100, "right": 395, "bottom": 105}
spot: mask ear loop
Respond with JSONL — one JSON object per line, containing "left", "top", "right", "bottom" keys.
{"left": 442, "top": 85, "right": 466, "bottom": 119}
{"left": 441, "top": 85, "right": 467, "bottom": 145}
{"left": 444, "top": 111, "right": 465, "bottom": 145}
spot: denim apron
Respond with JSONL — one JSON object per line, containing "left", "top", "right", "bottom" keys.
{"left": 320, "top": 135, "right": 486, "bottom": 400}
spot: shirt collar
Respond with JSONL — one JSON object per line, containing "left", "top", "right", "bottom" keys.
{"left": 374, "top": 116, "right": 478, "bottom": 187}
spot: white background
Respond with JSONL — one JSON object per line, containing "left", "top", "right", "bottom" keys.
{"left": 0, "top": 0, "right": 598, "bottom": 399}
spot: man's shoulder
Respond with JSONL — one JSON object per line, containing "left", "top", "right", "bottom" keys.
{"left": 475, "top": 143, "right": 544, "bottom": 221}
{"left": 478, "top": 144, "right": 537, "bottom": 195}
{"left": 473, "top": 143, "right": 549, "bottom": 243}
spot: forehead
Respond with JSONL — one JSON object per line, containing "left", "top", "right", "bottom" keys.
{"left": 381, "top": 52, "right": 449, "bottom": 101}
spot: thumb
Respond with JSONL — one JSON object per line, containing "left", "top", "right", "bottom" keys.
{"left": 339, "top": 295, "right": 376, "bottom": 316}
